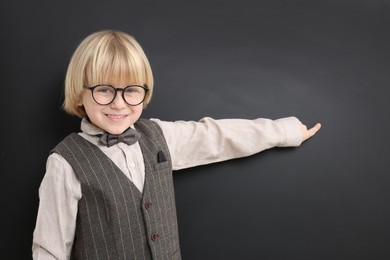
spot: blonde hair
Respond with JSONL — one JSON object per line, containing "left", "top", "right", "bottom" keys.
{"left": 63, "top": 30, "right": 154, "bottom": 118}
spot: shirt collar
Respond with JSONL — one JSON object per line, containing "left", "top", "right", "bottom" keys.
{"left": 80, "top": 118, "right": 105, "bottom": 136}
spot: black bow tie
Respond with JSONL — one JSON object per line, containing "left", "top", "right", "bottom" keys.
{"left": 99, "top": 128, "right": 141, "bottom": 147}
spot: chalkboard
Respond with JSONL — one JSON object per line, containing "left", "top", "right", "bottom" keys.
{"left": 1, "top": 0, "right": 390, "bottom": 259}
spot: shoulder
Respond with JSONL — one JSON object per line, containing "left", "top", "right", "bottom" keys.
{"left": 135, "top": 118, "right": 158, "bottom": 127}
{"left": 47, "top": 152, "right": 73, "bottom": 169}
{"left": 51, "top": 133, "right": 91, "bottom": 155}
{"left": 53, "top": 133, "right": 82, "bottom": 147}
{"left": 44, "top": 153, "right": 81, "bottom": 198}
{"left": 135, "top": 118, "right": 164, "bottom": 136}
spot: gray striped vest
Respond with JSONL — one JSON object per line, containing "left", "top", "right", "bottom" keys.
{"left": 52, "top": 119, "right": 181, "bottom": 260}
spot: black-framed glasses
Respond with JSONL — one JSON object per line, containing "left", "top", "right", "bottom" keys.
{"left": 84, "top": 84, "right": 149, "bottom": 106}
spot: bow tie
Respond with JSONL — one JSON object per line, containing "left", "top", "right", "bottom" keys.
{"left": 99, "top": 128, "right": 141, "bottom": 147}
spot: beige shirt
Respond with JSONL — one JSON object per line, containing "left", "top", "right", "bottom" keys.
{"left": 32, "top": 116, "right": 302, "bottom": 259}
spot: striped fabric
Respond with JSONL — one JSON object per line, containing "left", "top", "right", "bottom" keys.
{"left": 52, "top": 119, "right": 181, "bottom": 260}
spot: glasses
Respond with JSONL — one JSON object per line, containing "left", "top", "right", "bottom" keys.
{"left": 84, "top": 84, "right": 149, "bottom": 106}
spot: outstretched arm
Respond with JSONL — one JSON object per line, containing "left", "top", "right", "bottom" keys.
{"left": 301, "top": 123, "right": 321, "bottom": 142}
{"left": 153, "top": 116, "right": 306, "bottom": 170}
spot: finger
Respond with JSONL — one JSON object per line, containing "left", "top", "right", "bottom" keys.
{"left": 307, "top": 123, "right": 321, "bottom": 138}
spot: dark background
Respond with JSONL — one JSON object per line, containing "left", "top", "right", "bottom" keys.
{"left": 1, "top": 0, "right": 390, "bottom": 259}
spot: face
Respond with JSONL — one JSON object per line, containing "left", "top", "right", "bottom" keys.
{"left": 79, "top": 86, "right": 144, "bottom": 134}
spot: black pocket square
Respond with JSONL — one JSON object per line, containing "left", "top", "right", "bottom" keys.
{"left": 157, "top": 151, "right": 167, "bottom": 163}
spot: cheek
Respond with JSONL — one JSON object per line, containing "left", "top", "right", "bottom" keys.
{"left": 132, "top": 104, "right": 144, "bottom": 116}
{"left": 87, "top": 103, "right": 104, "bottom": 116}
{"left": 80, "top": 95, "right": 103, "bottom": 118}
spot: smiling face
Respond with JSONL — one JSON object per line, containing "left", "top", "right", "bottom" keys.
{"left": 80, "top": 84, "right": 144, "bottom": 134}
{"left": 63, "top": 30, "right": 154, "bottom": 122}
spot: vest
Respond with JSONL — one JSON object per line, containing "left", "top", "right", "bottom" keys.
{"left": 52, "top": 119, "right": 181, "bottom": 260}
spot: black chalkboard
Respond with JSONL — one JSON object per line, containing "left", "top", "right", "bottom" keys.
{"left": 1, "top": 0, "right": 390, "bottom": 259}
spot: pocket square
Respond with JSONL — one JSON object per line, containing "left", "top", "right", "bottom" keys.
{"left": 157, "top": 151, "right": 167, "bottom": 163}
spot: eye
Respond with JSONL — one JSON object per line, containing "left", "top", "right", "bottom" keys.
{"left": 95, "top": 85, "right": 114, "bottom": 94}
{"left": 125, "top": 86, "right": 142, "bottom": 94}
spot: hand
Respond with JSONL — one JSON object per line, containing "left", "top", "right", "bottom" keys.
{"left": 301, "top": 123, "right": 321, "bottom": 142}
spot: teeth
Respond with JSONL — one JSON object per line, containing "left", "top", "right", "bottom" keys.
{"left": 107, "top": 114, "right": 126, "bottom": 119}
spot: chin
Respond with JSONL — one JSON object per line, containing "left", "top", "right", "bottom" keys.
{"left": 111, "top": 127, "right": 130, "bottom": 135}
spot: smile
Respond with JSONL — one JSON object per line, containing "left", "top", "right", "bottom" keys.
{"left": 106, "top": 114, "right": 128, "bottom": 120}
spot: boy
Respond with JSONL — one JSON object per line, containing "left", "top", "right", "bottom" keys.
{"left": 32, "top": 30, "right": 320, "bottom": 260}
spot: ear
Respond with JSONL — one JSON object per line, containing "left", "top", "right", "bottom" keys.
{"left": 76, "top": 97, "right": 83, "bottom": 106}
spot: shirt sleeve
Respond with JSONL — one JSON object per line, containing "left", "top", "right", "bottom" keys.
{"left": 32, "top": 153, "right": 81, "bottom": 260}
{"left": 151, "top": 116, "right": 303, "bottom": 170}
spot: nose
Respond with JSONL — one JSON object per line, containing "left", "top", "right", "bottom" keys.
{"left": 109, "top": 91, "right": 127, "bottom": 109}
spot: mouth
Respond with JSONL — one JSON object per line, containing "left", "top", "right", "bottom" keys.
{"left": 105, "top": 114, "right": 128, "bottom": 121}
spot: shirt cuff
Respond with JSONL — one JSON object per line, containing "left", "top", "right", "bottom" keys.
{"left": 275, "top": 116, "right": 303, "bottom": 147}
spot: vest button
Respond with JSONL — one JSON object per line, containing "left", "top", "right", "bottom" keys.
{"left": 145, "top": 201, "right": 152, "bottom": 210}
{"left": 151, "top": 232, "right": 159, "bottom": 241}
